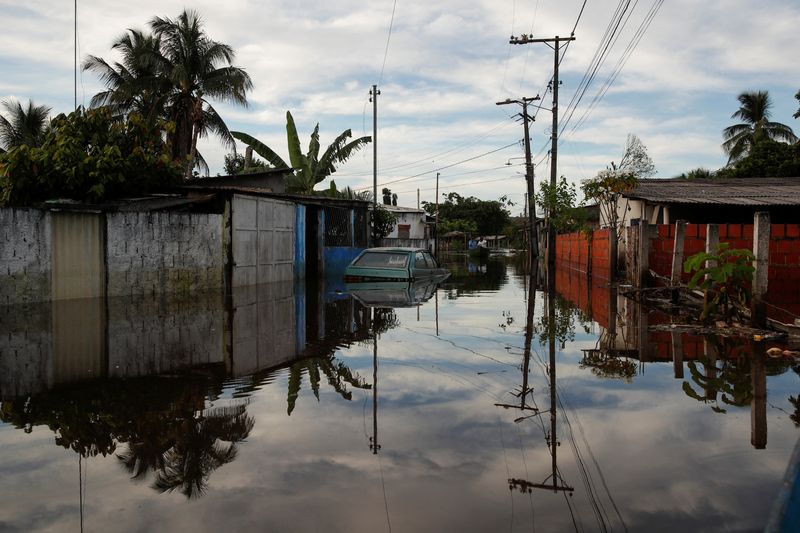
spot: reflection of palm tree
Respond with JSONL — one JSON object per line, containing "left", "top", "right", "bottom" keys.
{"left": 722, "top": 91, "right": 797, "bottom": 163}
{"left": 150, "top": 404, "right": 254, "bottom": 499}
{"left": 287, "top": 355, "right": 371, "bottom": 415}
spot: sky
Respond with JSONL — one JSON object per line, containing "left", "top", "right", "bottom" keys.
{"left": 1, "top": 0, "right": 798, "bottom": 215}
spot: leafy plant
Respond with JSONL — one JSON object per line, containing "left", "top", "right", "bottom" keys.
{"left": 0, "top": 107, "right": 182, "bottom": 206}
{"left": 231, "top": 111, "right": 371, "bottom": 194}
{"left": 534, "top": 175, "right": 588, "bottom": 234}
{"left": 372, "top": 204, "right": 398, "bottom": 241}
{"left": 683, "top": 243, "right": 754, "bottom": 324}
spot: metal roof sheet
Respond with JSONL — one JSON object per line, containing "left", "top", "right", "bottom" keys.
{"left": 621, "top": 177, "right": 800, "bottom": 206}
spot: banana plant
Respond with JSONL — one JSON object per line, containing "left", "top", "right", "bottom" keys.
{"left": 232, "top": 111, "right": 371, "bottom": 194}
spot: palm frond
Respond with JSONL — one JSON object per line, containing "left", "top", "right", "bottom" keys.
{"left": 230, "top": 131, "right": 290, "bottom": 169}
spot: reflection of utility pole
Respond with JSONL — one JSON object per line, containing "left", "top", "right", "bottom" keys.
{"left": 434, "top": 172, "right": 440, "bottom": 257}
{"left": 509, "top": 271, "right": 574, "bottom": 495}
{"left": 510, "top": 34, "right": 575, "bottom": 270}
{"left": 370, "top": 309, "right": 381, "bottom": 454}
{"left": 751, "top": 354, "right": 767, "bottom": 449}
{"left": 496, "top": 97, "right": 540, "bottom": 261}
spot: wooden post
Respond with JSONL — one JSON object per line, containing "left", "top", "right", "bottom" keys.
{"left": 752, "top": 212, "right": 770, "bottom": 328}
{"left": 670, "top": 220, "right": 687, "bottom": 304}
{"left": 672, "top": 329, "right": 684, "bottom": 379}
{"left": 671, "top": 220, "right": 687, "bottom": 286}
{"left": 638, "top": 223, "right": 650, "bottom": 289}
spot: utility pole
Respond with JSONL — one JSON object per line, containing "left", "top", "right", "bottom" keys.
{"left": 370, "top": 85, "right": 380, "bottom": 245}
{"left": 496, "top": 96, "right": 540, "bottom": 262}
{"left": 434, "top": 172, "right": 440, "bottom": 257}
{"left": 510, "top": 34, "right": 575, "bottom": 271}
{"left": 74, "top": 0, "right": 78, "bottom": 109}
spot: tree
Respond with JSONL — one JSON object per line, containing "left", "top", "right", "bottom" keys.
{"left": 231, "top": 111, "right": 371, "bottom": 194}
{"left": 794, "top": 89, "right": 800, "bottom": 120}
{"left": 0, "top": 108, "right": 183, "bottom": 206}
{"left": 222, "top": 147, "right": 269, "bottom": 175}
{"left": 0, "top": 99, "right": 51, "bottom": 152}
{"left": 83, "top": 29, "right": 169, "bottom": 123}
{"left": 421, "top": 192, "right": 511, "bottom": 236}
{"left": 84, "top": 10, "right": 253, "bottom": 177}
{"left": 582, "top": 133, "right": 655, "bottom": 237}
{"left": 722, "top": 90, "right": 797, "bottom": 164}
{"left": 372, "top": 204, "right": 398, "bottom": 241}
{"left": 716, "top": 138, "right": 800, "bottom": 178}
{"left": 534, "top": 176, "right": 588, "bottom": 233}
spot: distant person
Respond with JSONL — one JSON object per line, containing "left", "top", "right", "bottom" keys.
{"left": 478, "top": 237, "right": 487, "bottom": 248}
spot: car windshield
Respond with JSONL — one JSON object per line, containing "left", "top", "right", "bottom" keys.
{"left": 353, "top": 252, "right": 409, "bottom": 268}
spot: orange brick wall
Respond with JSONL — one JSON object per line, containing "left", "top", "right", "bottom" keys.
{"left": 555, "top": 229, "right": 611, "bottom": 281}
{"left": 647, "top": 223, "right": 800, "bottom": 319}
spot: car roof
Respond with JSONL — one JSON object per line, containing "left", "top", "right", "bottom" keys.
{"left": 360, "top": 247, "right": 429, "bottom": 253}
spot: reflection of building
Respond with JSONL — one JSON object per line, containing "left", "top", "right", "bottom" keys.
{"left": 0, "top": 280, "right": 373, "bottom": 400}
{"left": 554, "top": 267, "right": 777, "bottom": 449}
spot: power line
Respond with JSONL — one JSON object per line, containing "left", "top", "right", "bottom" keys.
{"left": 377, "top": 0, "right": 398, "bottom": 86}
{"left": 393, "top": 172, "right": 525, "bottom": 195}
{"left": 355, "top": 141, "right": 521, "bottom": 190}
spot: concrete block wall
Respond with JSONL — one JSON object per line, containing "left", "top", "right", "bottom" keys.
{"left": 106, "top": 211, "right": 225, "bottom": 297}
{"left": 0, "top": 302, "right": 53, "bottom": 399}
{"left": 0, "top": 208, "right": 52, "bottom": 305}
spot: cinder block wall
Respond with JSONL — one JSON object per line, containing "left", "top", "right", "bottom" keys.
{"left": 0, "top": 208, "right": 52, "bottom": 305}
{"left": 105, "top": 212, "right": 225, "bottom": 297}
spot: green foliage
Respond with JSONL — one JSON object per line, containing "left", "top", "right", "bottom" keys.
{"left": 674, "top": 167, "right": 715, "bottom": 180}
{"left": 222, "top": 150, "right": 269, "bottom": 175}
{"left": 421, "top": 192, "right": 511, "bottom": 236}
{"left": 795, "top": 89, "right": 800, "bottom": 119}
{"left": 372, "top": 204, "right": 398, "bottom": 241}
{"left": 232, "top": 111, "right": 371, "bottom": 194}
{"left": 716, "top": 138, "right": 800, "bottom": 178}
{"left": 535, "top": 175, "right": 588, "bottom": 234}
{"left": 683, "top": 242, "right": 754, "bottom": 324}
{"left": 0, "top": 108, "right": 183, "bottom": 206}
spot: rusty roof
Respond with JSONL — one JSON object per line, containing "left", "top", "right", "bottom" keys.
{"left": 621, "top": 177, "right": 800, "bottom": 206}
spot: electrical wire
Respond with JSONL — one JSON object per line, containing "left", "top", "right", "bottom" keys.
{"left": 377, "top": 0, "right": 398, "bottom": 87}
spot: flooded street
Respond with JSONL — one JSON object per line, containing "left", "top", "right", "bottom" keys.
{"left": 1, "top": 255, "right": 799, "bottom": 532}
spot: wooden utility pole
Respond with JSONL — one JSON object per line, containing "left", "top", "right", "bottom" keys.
{"left": 510, "top": 34, "right": 575, "bottom": 271}
{"left": 496, "top": 97, "right": 540, "bottom": 261}
{"left": 370, "top": 85, "right": 380, "bottom": 245}
{"left": 434, "top": 172, "right": 440, "bottom": 257}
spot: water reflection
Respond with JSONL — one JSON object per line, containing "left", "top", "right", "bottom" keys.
{"left": 1, "top": 257, "right": 798, "bottom": 531}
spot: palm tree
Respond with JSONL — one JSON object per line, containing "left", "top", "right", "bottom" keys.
{"left": 83, "top": 29, "right": 169, "bottom": 123}
{"left": 0, "top": 99, "right": 51, "bottom": 152}
{"left": 149, "top": 10, "right": 252, "bottom": 177}
{"left": 722, "top": 90, "right": 797, "bottom": 164}
{"left": 84, "top": 10, "right": 252, "bottom": 177}
{"left": 794, "top": 89, "right": 799, "bottom": 120}
{"left": 232, "top": 111, "right": 371, "bottom": 194}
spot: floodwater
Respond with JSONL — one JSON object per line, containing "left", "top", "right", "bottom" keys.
{"left": 1, "top": 255, "right": 798, "bottom": 532}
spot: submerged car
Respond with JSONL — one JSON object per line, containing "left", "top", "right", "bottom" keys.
{"left": 344, "top": 247, "right": 448, "bottom": 282}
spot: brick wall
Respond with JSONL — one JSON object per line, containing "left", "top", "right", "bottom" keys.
{"left": 554, "top": 228, "right": 611, "bottom": 280}
{"left": 103, "top": 211, "right": 224, "bottom": 297}
{"left": 0, "top": 208, "right": 52, "bottom": 305}
{"left": 647, "top": 223, "right": 800, "bottom": 318}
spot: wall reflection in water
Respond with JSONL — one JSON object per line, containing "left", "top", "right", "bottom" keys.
{"left": 0, "top": 278, "right": 429, "bottom": 499}
{"left": 552, "top": 266, "right": 799, "bottom": 450}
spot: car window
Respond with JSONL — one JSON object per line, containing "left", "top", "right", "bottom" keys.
{"left": 353, "top": 252, "right": 409, "bottom": 268}
{"left": 415, "top": 252, "right": 428, "bottom": 269}
{"left": 423, "top": 252, "right": 438, "bottom": 268}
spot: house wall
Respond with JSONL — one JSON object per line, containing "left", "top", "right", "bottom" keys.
{"left": 386, "top": 211, "right": 427, "bottom": 239}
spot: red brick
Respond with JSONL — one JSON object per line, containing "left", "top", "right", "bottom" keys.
{"left": 773, "top": 224, "right": 786, "bottom": 238}
{"left": 788, "top": 225, "right": 800, "bottom": 238}
{"left": 770, "top": 252, "right": 786, "bottom": 265}
{"left": 779, "top": 240, "right": 793, "bottom": 253}
{"left": 743, "top": 225, "right": 754, "bottom": 238}
{"left": 729, "top": 224, "right": 741, "bottom": 238}
{"left": 685, "top": 224, "right": 698, "bottom": 238}
{"left": 698, "top": 225, "right": 707, "bottom": 239}
{"left": 787, "top": 252, "right": 800, "bottom": 267}
{"left": 719, "top": 226, "right": 728, "bottom": 238}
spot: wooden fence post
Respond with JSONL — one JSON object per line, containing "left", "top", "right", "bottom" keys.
{"left": 752, "top": 212, "right": 770, "bottom": 328}
{"left": 670, "top": 220, "right": 687, "bottom": 303}
{"left": 638, "top": 223, "right": 650, "bottom": 289}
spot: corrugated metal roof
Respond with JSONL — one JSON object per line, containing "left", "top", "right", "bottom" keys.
{"left": 622, "top": 177, "right": 800, "bottom": 206}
